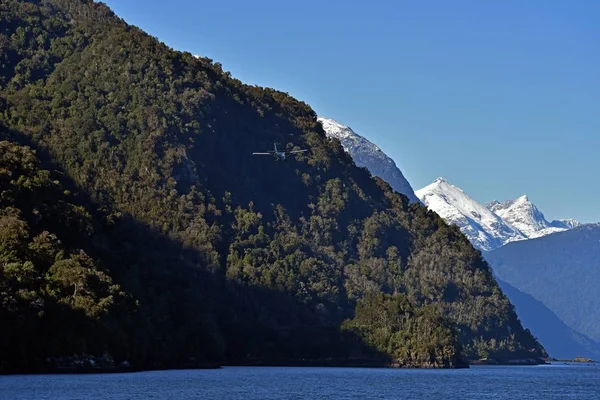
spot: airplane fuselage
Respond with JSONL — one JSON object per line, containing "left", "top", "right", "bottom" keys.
{"left": 252, "top": 142, "right": 306, "bottom": 161}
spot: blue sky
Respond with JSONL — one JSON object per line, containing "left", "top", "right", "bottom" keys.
{"left": 102, "top": 0, "right": 599, "bottom": 222}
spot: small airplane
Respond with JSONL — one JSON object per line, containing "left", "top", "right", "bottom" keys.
{"left": 252, "top": 142, "right": 308, "bottom": 161}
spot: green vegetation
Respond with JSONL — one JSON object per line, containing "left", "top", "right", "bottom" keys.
{"left": 0, "top": 139, "right": 128, "bottom": 371}
{"left": 0, "top": 0, "right": 545, "bottom": 372}
{"left": 341, "top": 292, "right": 463, "bottom": 368}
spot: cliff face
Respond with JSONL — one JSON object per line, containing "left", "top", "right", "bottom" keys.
{"left": 0, "top": 0, "right": 546, "bottom": 372}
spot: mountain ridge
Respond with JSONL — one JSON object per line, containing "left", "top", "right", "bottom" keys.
{"left": 485, "top": 224, "right": 600, "bottom": 343}
{"left": 415, "top": 178, "right": 524, "bottom": 251}
{"left": 317, "top": 117, "right": 421, "bottom": 204}
{"left": 416, "top": 178, "right": 579, "bottom": 251}
{"left": 486, "top": 195, "right": 577, "bottom": 239}
{"left": 495, "top": 277, "right": 600, "bottom": 360}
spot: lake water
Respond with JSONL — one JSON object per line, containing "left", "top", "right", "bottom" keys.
{"left": 1, "top": 363, "right": 599, "bottom": 399}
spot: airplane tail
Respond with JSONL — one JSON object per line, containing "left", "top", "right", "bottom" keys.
{"left": 274, "top": 142, "right": 278, "bottom": 152}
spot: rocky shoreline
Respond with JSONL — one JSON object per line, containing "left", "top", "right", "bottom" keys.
{"left": 2, "top": 355, "right": 473, "bottom": 374}
{"left": 4, "top": 354, "right": 562, "bottom": 375}
{"left": 0, "top": 354, "right": 221, "bottom": 375}
{"left": 223, "top": 357, "right": 470, "bottom": 369}
{"left": 550, "top": 356, "right": 597, "bottom": 364}
{"left": 469, "top": 357, "right": 549, "bottom": 366}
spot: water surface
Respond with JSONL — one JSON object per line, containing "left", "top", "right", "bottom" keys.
{"left": 1, "top": 363, "right": 599, "bottom": 399}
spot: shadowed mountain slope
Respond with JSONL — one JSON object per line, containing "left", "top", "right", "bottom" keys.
{"left": 0, "top": 0, "right": 545, "bottom": 371}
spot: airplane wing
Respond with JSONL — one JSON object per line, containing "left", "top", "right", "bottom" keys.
{"left": 252, "top": 152, "right": 274, "bottom": 155}
{"left": 289, "top": 149, "right": 308, "bottom": 153}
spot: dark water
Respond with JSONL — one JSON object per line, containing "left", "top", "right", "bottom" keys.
{"left": 1, "top": 363, "right": 599, "bottom": 399}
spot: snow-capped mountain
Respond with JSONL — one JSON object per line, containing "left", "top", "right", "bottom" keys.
{"left": 416, "top": 178, "right": 580, "bottom": 251}
{"left": 558, "top": 219, "right": 582, "bottom": 229}
{"left": 318, "top": 117, "right": 420, "bottom": 204}
{"left": 486, "top": 196, "right": 576, "bottom": 239}
{"left": 415, "top": 178, "right": 525, "bottom": 251}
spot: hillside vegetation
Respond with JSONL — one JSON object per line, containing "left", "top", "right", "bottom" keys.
{"left": 0, "top": 0, "right": 545, "bottom": 372}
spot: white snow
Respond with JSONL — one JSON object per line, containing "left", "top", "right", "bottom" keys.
{"left": 415, "top": 178, "right": 525, "bottom": 251}
{"left": 416, "top": 178, "right": 580, "bottom": 251}
{"left": 318, "top": 117, "right": 421, "bottom": 204}
{"left": 486, "top": 195, "right": 573, "bottom": 239}
{"left": 558, "top": 219, "right": 582, "bottom": 229}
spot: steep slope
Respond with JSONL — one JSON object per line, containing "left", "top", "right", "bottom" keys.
{"left": 0, "top": 138, "right": 133, "bottom": 372}
{"left": 487, "top": 195, "right": 577, "bottom": 239}
{"left": 317, "top": 117, "right": 420, "bottom": 204}
{"left": 415, "top": 178, "right": 525, "bottom": 251}
{"left": 496, "top": 278, "right": 600, "bottom": 360}
{"left": 0, "top": 0, "right": 545, "bottom": 371}
{"left": 485, "top": 225, "right": 600, "bottom": 343}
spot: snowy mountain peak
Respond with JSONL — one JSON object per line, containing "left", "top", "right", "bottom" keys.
{"left": 416, "top": 178, "right": 524, "bottom": 251}
{"left": 417, "top": 179, "right": 580, "bottom": 251}
{"left": 429, "top": 177, "right": 468, "bottom": 194}
{"left": 318, "top": 117, "right": 356, "bottom": 141}
{"left": 487, "top": 194, "right": 575, "bottom": 239}
{"left": 557, "top": 219, "right": 582, "bottom": 229}
{"left": 487, "top": 194, "right": 530, "bottom": 212}
{"left": 317, "top": 116, "right": 420, "bottom": 204}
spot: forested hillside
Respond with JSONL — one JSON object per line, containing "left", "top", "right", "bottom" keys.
{"left": 0, "top": 0, "right": 545, "bottom": 372}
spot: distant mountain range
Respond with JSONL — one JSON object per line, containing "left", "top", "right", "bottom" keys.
{"left": 485, "top": 224, "right": 600, "bottom": 344}
{"left": 496, "top": 278, "right": 600, "bottom": 360}
{"left": 415, "top": 178, "right": 580, "bottom": 251}
{"left": 487, "top": 196, "right": 580, "bottom": 239}
{"left": 318, "top": 117, "right": 421, "bottom": 204}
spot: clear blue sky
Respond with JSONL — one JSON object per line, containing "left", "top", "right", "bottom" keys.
{"left": 101, "top": 0, "right": 599, "bottom": 222}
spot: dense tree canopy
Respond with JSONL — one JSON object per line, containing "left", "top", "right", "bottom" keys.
{"left": 0, "top": 0, "right": 545, "bottom": 372}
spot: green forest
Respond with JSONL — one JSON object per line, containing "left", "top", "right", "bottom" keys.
{"left": 0, "top": 0, "right": 546, "bottom": 373}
